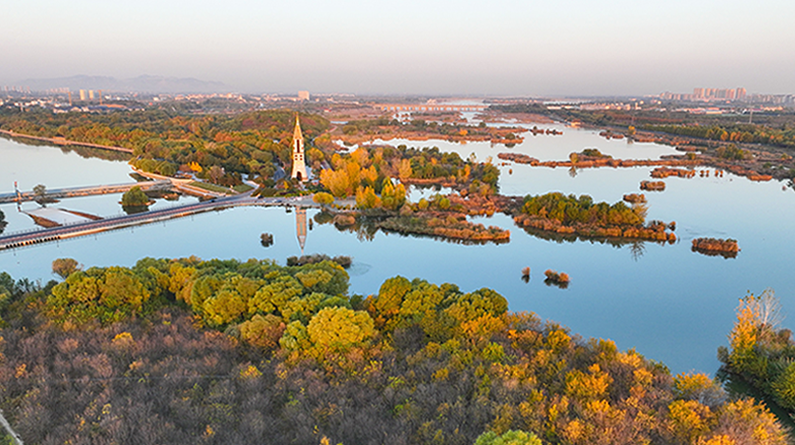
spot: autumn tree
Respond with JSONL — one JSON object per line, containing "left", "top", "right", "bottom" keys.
{"left": 313, "top": 192, "right": 334, "bottom": 205}
{"left": 306, "top": 306, "right": 375, "bottom": 352}
{"left": 47, "top": 267, "right": 153, "bottom": 325}
{"left": 475, "top": 430, "right": 542, "bottom": 445}
{"left": 52, "top": 258, "right": 82, "bottom": 280}
{"left": 33, "top": 183, "right": 47, "bottom": 203}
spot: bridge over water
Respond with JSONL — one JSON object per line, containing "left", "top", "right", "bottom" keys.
{"left": 0, "top": 181, "right": 172, "bottom": 204}
{"left": 0, "top": 194, "right": 318, "bottom": 251}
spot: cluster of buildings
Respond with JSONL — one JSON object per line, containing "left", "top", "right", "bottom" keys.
{"left": 659, "top": 87, "right": 794, "bottom": 106}
{"left": 660, "top": 87, "right": 746, "bottom": 102}
{"left": 693, "top": 87, "right": 746, "bottom": 101}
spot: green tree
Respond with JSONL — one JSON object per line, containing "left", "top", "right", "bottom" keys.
{"left": 121, "top": 186, "right": 149, "bottom": 207}
{"left": 0, "top": 208, "right": 7, "bottom": 234}
{"left": 47, "top": 267, "right": 152, "bottom": 325}
{"left": 772, "top": 362, "right": 795, "bottom": 410}
{"left": 248, "top": 274, "right": 303, "bottom": 317}
{"left": 369, "top": 276, "right": 412, "bottom": 328}
{"left": 32, "top": 184, "right": 47, "bottom": 203}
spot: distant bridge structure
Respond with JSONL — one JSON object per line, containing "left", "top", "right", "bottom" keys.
{"left": 0, "top": 181, "right": 172, "bottom": 204}
{"left": 378, "top": 104, "right": 488, "bottom": 113}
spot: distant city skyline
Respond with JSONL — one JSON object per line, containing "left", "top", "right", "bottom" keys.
{"left": 3, "top": 0, "right": 794, "bottom": 96}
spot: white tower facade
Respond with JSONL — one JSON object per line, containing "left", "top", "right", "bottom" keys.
{"left": 290, "top": 115, "right": 308, "bottom": 182}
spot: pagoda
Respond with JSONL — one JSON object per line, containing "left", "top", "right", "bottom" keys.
{"left": 290, "top": 115, "right": 308, "bottom": 182}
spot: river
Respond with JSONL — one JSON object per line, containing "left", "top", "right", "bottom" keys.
{"left": 1, "top": 126, "right": 793, "bottom": 375}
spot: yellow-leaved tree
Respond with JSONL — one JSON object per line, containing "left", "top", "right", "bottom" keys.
{"left": 307, "top": 306, "right": 375, "bottom": 352}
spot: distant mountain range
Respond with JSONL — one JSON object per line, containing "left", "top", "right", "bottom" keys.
{"left": 16, "top": 75, "right": 229, "bottom": 94}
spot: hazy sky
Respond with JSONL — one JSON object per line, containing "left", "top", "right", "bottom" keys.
{"left": 3, "top": 0, "right": 794, "bottom": 96}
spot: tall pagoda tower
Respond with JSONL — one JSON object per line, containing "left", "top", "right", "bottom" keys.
{"left": 290, "top": 115, "right": 308, "bottom": 182}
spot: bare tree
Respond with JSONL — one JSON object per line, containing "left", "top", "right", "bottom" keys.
{"left": 745, "top": 288, "right": 784, "bottom": 328}
{"left": 208, "top": 165, "right": 225, "bottom": 184}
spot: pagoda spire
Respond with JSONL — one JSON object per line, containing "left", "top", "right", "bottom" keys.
{"left": 290, "top": 114, "right": 308, "bottom": 182}
{"left": 293, "top": 115, "right": 303, "bottom": 141}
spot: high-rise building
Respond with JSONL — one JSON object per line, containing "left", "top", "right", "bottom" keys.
{"left": 79, "top": 90, "right": 86, "bottom": 101}
{"left": 298, "top": 91, "right": 310, "bottom": 101}
{"left": 735, "top": 88, "right": 747, "bottom": 100}
{"left": 693, "top": 88, "right": 705, "bottom": 99}
{"left": 290, "top": 115, "right": 308, "bottom": 182}
{"left": 88, "top": 90, "right": 94, "bottom": 100}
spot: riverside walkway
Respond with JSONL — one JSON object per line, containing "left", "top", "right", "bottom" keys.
{"left": 0, "top": 193, "right": 318, "bottom": 251}
{"left": 0, "top": 181, "right": 172, "bottom": 204}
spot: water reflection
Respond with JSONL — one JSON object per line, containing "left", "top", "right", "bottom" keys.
{"left": 544, "top": 278, "right": 569, "bottom": 289}
{"left": 296, "top": 207, "right": 307, "bottom": 254}
{"left": 122, "top": 205, "right": 149, "bottom": 215}
{"left": 313, "top": 210, "right": 510, "bottom": 246}
{"left": 691, "top": 245, "right": 738, "bottom": 259}
{"left": 629, "top": 241, "right": 646, "bottom": 261}
{"left": 518, "top": 224, "right": 667, "bottom": 252}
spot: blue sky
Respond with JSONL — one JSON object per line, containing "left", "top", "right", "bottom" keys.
{"left": 3, "top": 0, "right": 793, "bottom": 95}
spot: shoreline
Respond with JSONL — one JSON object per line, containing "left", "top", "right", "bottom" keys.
{"left": 0, "top": 129, "right": 134, "bottom": 154}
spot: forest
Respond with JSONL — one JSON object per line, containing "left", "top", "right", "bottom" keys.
{"left": 0, "top": 258, "right": 786, "bottom": 444}
{"left": 641, "top": 124, "right": 795, "bottom": 150}
{"left": 0, "top": 108, "right": 330, "bottom": 184}
{"left": 338, "top": 117, "right": 523, "bottom": 145}
{"left": 521, "top": 193, "right": 644, "bottom": 228}
{"left": 514, "top": 192, "right": 675, "bottom": 243}
{"left": 318, "top": 145, "right": 499, "bottom": 205}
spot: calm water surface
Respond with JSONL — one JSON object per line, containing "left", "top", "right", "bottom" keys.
{"left": 1, "top": 130, "right": 793, "bottom": 375}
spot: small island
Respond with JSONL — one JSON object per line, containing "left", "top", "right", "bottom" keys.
{"left": 513, "top": 192, "right": 676, "bottom": 243}
{"left": 120, "top": 185, "right": 153, "bottom": 212}
{"left": 377, "top": 212, "right": 509, "bottom": 244}
{"left": 692, "top": 237, "right": 740, "bottom": 258}
{"left": 544, "top": 269, "right": 570, "bottom": 288}
{"left": 640, "top": 180, "right": 666, "bottom": 191}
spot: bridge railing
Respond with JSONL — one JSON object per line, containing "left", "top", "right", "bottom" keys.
{"left": 0, "top": 195, "right": 273, "bottom": 243}
{"left": 0, "top": 199, "right": 208, "bottom": 239}
{"left": 0, "top": 180, "right": 170, "bottom": 197}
